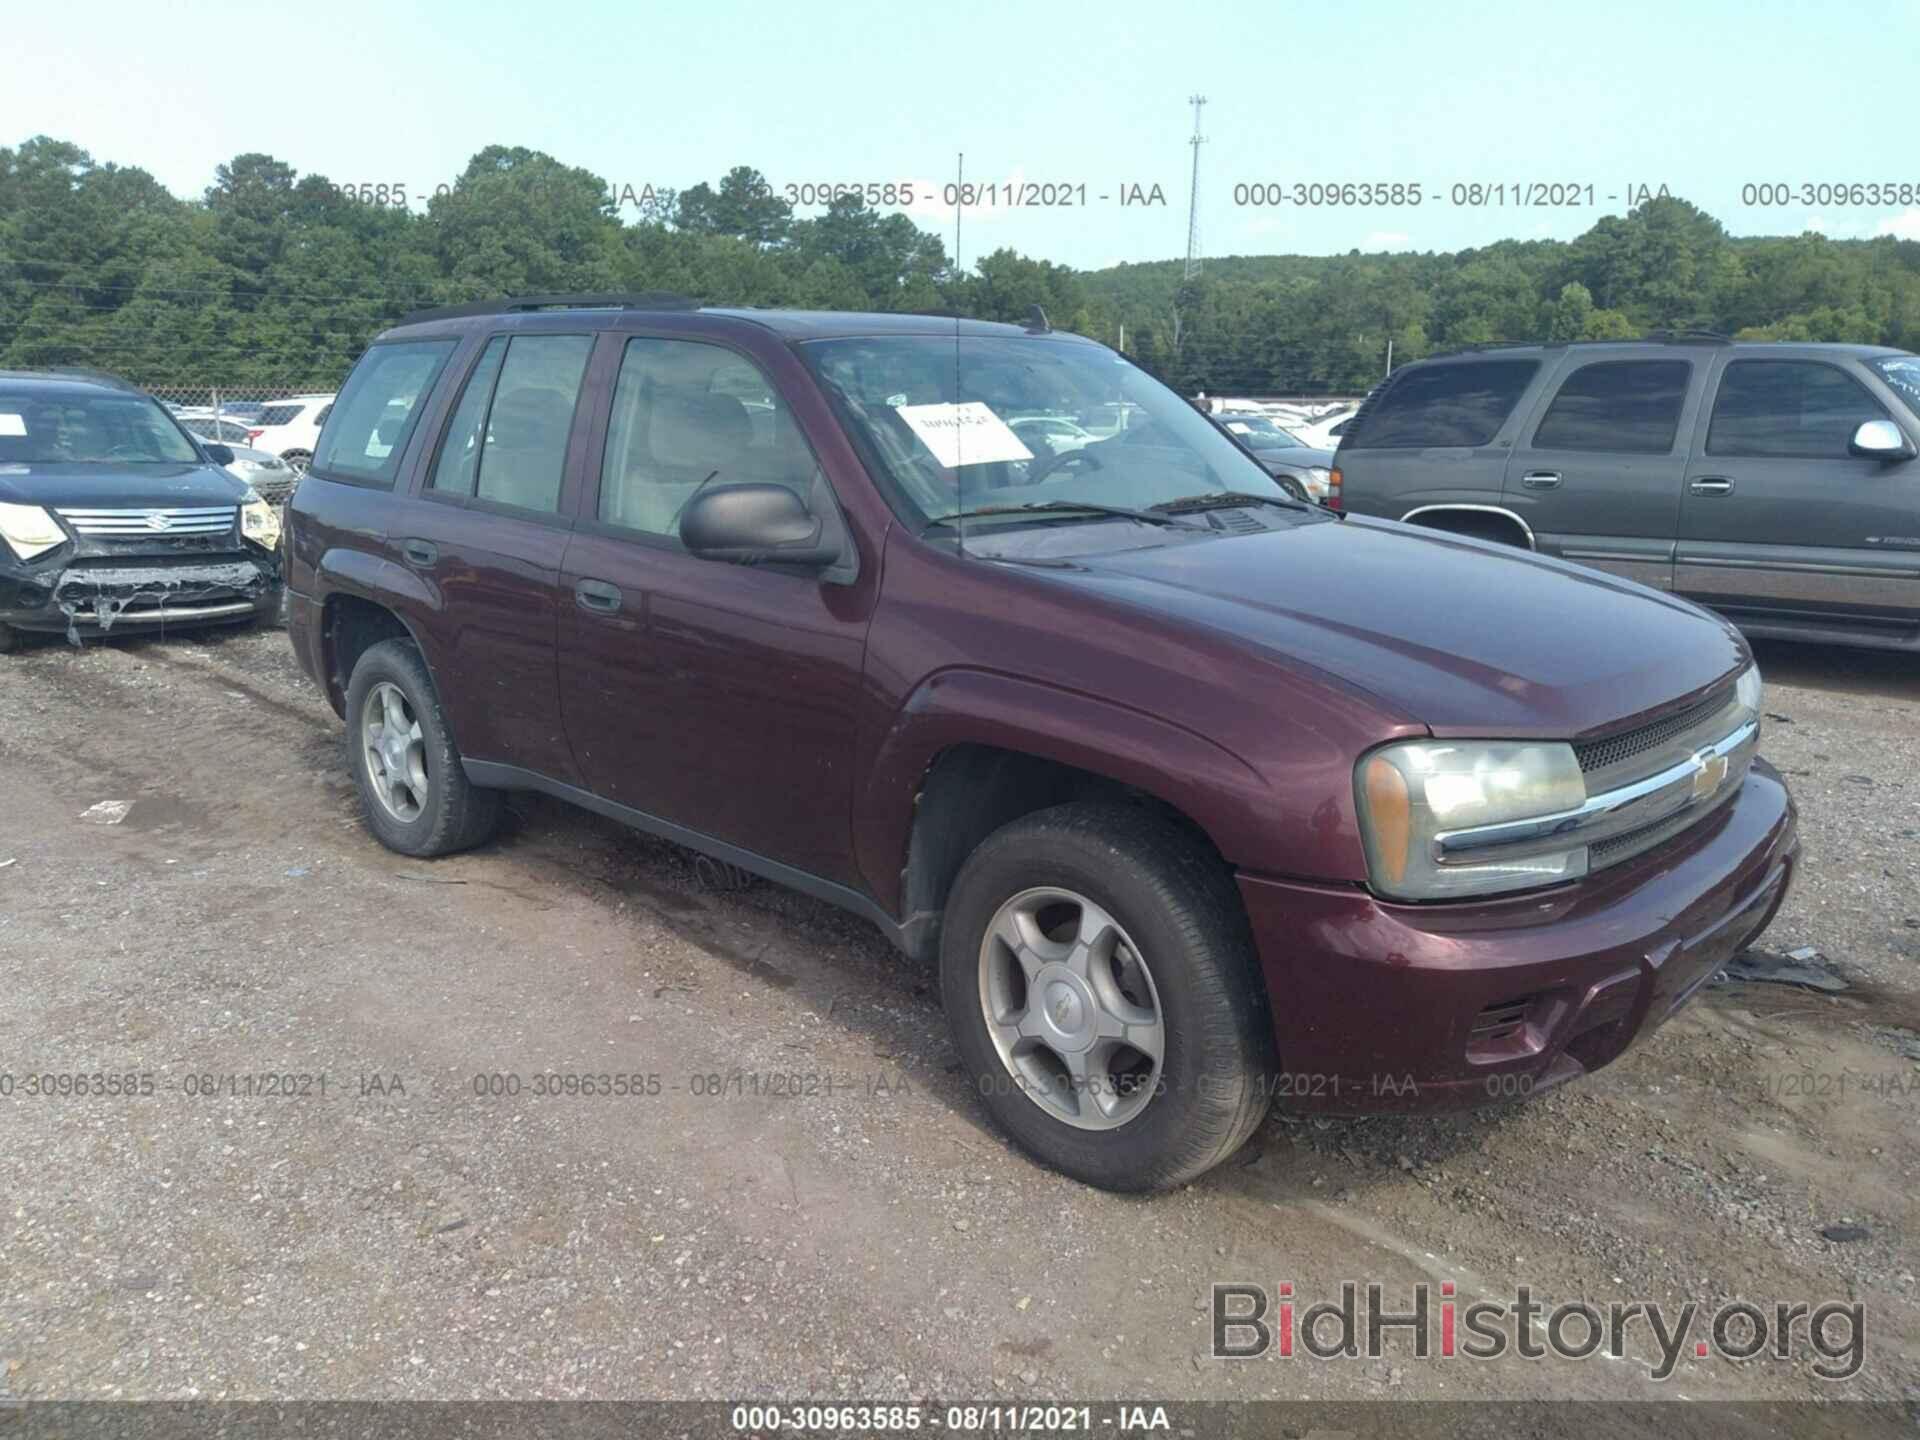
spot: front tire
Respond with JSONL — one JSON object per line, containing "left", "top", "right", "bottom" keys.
{"left": 940, "top": 803, "right": 1274, "bottom": 1191}
{"left": 344, "top": 638, "right": 500, "bottom": 857}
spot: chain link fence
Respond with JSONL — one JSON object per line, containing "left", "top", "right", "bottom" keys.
{"left": 140, "top": 382, "right": 342, "bottom": 505}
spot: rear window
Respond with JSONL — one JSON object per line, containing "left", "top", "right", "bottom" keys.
{"left": 257, "top": 403, "right": 304, "bottom": 427}
{"left": 1344, "top": 360, "right": 1539, "bottom": 449}
{"left": 310, "top": 342, "right": 455, "bottom": 485}
{"left": 1531, "top": 360, "right": 1691, "bottom": 454}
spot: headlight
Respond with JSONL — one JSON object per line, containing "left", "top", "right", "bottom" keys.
{"left": 1356, "top": 740, "right": 1589, "bottom": 900}
{"left": 240, "top": 490, "right": 282, "bottom": 550}
{"left": 1735, "top": 662, "right": 1762, "bottom": 720}
{"left": 0, "top": 501, "right": 67, "bottom": 560}
{"left": 1299, "top": 466, "right": 1331, "bottom": 497}
{"left": 233, "top": 458, "right": 268, "bottom": 474}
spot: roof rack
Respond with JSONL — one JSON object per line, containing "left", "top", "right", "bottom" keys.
{"left": 1429, "top": 330, "right": 1735, "bottom": 362}
{"left": 396, "top": 292, "right": 702, "bottom": 326}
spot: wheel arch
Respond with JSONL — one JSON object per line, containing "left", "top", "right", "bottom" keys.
{"left": 1399, "top": 503, "right": 1535, "bottom": 549}
{"left": 858, "top": 671, "right": 1271, "bottom": 964}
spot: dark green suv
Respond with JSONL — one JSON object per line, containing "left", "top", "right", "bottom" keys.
{"left": 1330, "top": 338, "right": 1920, "bottom": 651}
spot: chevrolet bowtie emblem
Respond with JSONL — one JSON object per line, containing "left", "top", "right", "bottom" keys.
{"left": 1690, "top": 749, "right": 1730, "bottom": 803}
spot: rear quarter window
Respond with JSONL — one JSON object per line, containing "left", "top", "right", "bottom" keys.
{"left": 1344, "top": 360, "right": 1539, "bottom": 449}
{"left": 310, "top": 341, "right": 456, "bottom": 486}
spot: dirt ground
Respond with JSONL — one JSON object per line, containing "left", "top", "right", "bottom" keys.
{"left": 0, "top": 617, "right": 1915, "bottom": 1422}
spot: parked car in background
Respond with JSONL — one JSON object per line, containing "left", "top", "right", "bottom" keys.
{"left": 175, "top": 411, "right": 263, "bottom": 446}
{"left": 1009, "top": 414, "right": 1098, "bottom": 456}
{"left": 1331, "top": 338, "right": 1920, "bottom": 652}
{"left": 0, "top": 370, "right": 284, "bottom": 651}
{"left": 1285, "top": 406, "right": 1358, "bottom": 450}
{"left": 286, "top": 296, "right": 1793, "bottom": 1192}
{"left": 250, "top": 393, "right": 336, "bottom": 475}
{"left": 1216, "top": 412, "right": 1336, "bottom": 501}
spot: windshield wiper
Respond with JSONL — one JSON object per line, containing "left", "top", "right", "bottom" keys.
{"left": 1149, "top": 490, "right": 1318, "bottom": 516}
{"left": 922, "top": 500, "right": 1205, "bottom": 533}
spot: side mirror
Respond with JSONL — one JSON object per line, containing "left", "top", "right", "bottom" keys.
{"left": 682, "top": 483, "right": 844, "bottom": 569}
{"left": 205, "top": 443, "right": 236, "bottom": 466}
{"left": 1849, "top": 418, "right": 1914, "bottom": 461}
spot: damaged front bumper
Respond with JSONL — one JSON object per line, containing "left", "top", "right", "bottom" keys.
{"left": 1, "top": 553, "right": 283, "bottom": 643}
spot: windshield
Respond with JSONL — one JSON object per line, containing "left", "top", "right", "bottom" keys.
{"left": 800, "top": 336, "right": 1288, "bottom": 532}
{"left": 1870, "top": 356, "right": 1920, "bottom": 419}
{"left": 0, "top": 390, "right": 200, "bottom": 464}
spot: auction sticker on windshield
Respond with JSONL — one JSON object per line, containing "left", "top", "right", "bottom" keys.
{"left": 895, "top": 401, "right": 1033, "bottom": 467}
{"left": 0, "top": 414, "right": 27, "bottom": 436}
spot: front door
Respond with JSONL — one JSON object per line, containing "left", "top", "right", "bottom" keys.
{"left": 1677, "top": 356, "right": 1920, "bottom": 628}
{"left": 556, "top": 333, "right": 874, "bottom": 885}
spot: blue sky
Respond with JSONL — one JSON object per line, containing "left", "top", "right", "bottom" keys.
{"left": 6, "top": 0, "right": 1917, "bottom": 269}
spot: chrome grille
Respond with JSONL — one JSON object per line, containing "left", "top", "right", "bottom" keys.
{"left": 56, "top": 505, "right": 237, "bottom": 538}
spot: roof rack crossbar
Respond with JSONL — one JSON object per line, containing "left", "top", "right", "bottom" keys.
{"left": 397, "top": 292, "right": 702, "bottom": 326}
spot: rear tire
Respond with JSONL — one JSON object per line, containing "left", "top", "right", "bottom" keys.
{"left": 939, "top": 802, "right": 1274, "bottom": 1192}
{"left": 344, "top": 638, "right": 500, "bottom": 857}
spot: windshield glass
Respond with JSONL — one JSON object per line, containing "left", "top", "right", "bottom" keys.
{"left": 1870, "top": 356, "right": 1920, "bottom": 419}
{"left": 800, "top": 336, "right": 1288, "bottom": 531}
{"left": 0, "top": 390, "right": 199, "bottom": 464}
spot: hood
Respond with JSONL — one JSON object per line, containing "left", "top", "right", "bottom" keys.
{"left": 0, "top": 461, "right": 249, "bottom": 509}
{"left": 1042, "top": 516, "right": 1749, "bottom": 737}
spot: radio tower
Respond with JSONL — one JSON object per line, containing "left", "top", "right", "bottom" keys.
{"left": 1183, "top": 94, "right": 1207, "bottom": 281}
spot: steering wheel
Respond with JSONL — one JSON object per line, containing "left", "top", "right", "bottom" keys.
{"left": 1021, "top": 446, "right": 1103, "bottom": 487}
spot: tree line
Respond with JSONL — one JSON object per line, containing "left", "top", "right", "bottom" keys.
{"left": 3, "top": 135, "right": 1918, "bottom": 395}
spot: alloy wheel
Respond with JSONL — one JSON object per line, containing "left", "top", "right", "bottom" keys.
{"left": 977, "top": 886, "right": 1165, "bottom": 1130}
{"left": 362, "top": 680, "right": 429, "bottom": 822}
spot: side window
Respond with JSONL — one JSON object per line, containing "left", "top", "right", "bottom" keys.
{"left": 1345, "top": 360, "right": 1539, "bottom": 449}
{"left": 429, "top": 337, "right": 508, "bottom": 496}
{"left": 1531, "top": 360, "right": 1691, "bottom": 454}
{"left": 1707, "top": 361, "right": 1888, "bottom": 459}
{"left": 309, "top": 341, "right": 455, "bottom": 485}
{"left": 420, "top": 334, "right": 592, "bottom": 513}
{"left": 598, "top": 337, "right": 816, "bottom": 539}
{"left": 257, "top": 403, "right": 302, "bottom": 427}
{"left": 314, "top": 404, "right": 333, "bottom": 428}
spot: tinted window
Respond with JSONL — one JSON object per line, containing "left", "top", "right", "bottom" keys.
{"left": 1531, "top": 360, "right": 1691, "bottom": 454}
{"left": 599, "top": 338, "right": 816, "bottom": 538}
{"left": 314, "top": 404, "right": 333, "bottom": 427}
{"left": 1345, "top": 361, "right": 1538, "bottom": 448}
{"left": 1707, "top": 361, "right": 1888, "bottom": 459}
{"left": 257, "top": 403, "right": 304, "bottom": 427}
{"left": 472, "top": 335, "right": 592, "bottom": 513}
{"left": 310, "top": 342, "right": 454, "bottom": 484}
{"left": 429, "top": 337, "right": 508, "bottom": 496}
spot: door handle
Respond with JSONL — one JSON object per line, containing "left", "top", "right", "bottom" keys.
{"left": 401, "top": 539, "right": 438, "bottom": 567}
{"left": 1690, "top": 478, "right": 1735, "bottom": 496}
{"left": 574, "top": 578, "right": 623, "bottom": 614}
{"left": 1520, "top": 471, "right": 1562, "bottom": 489}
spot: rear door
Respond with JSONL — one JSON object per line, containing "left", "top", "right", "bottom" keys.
{"left": 1500, "top": 354, "right": 1701, "bottom": 590}
{"left": 1677, "top": 354, "right": 1920, "bottom": 631}
{"left": 1333, "top": 357, "right": 1543, "bottom": 523}
{"left": 400, "top": 326, "right": 598, "bottom": 785}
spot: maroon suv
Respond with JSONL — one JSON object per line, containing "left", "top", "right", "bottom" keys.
{"left": 285, "top": 295, "right": 1797, "bottom": 1191}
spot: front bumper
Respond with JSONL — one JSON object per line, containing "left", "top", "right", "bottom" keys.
{"left": 1238, "top": 758, "right": 1797, "bottom": 1112}
{"left": 0, "top": 552, "right": 282, "bottom": 639}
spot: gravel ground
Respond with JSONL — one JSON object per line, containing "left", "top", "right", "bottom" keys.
{"left": 0, "top": 620, "right": 1914, "bottom": 1422}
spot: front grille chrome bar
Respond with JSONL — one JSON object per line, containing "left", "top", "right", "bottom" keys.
{"left": 56, "top": 505, "right": 237, "bottom": 537}
{"left": 1433, "top": 720, "right": 1759, "bottom": 867}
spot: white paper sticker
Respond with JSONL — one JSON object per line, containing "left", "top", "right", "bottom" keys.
{"left": 895, "top": 402, "right": 1033, "bottom": 468}
{"left": 0, "top": 414, "right": 26, "bottom": 437}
